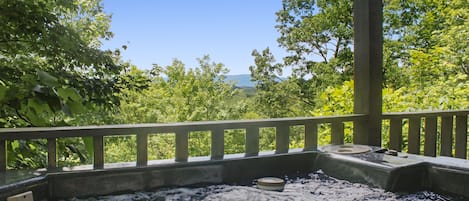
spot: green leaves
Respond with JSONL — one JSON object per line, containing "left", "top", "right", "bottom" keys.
{"left": 117, "top": 56, "right": 245, "bottom": 124}
{"left": 249, "top": 0, "right": 355, "bottom": 118}
{"left": 56, "top": 87, "right": 82, "bottom": 102}
{"left": 57, "top": 87, "right": 85, "bottom": 116}
{"left": 0, "top": 84, "right": 7, "bottom": 103}
{"left": 37, "top": 70, "right": 59, "bottom": 87}
{"left": 21, "top": 98, "right": 52, "bottom": 127}
{"left": 0, "top": 0, "right": 125, "bottom": 128}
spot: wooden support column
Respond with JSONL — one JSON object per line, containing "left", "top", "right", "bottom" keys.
{"left": 353, "top": 0, "right": 383, "bottom": 146}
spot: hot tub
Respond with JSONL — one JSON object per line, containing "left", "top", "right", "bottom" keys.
{"left": 1, "top": 146, "right": 468, "bottom": 200}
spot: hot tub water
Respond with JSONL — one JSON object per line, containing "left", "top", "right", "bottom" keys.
{"left": 67, "top": 170, "right": 456, "bottom": 201}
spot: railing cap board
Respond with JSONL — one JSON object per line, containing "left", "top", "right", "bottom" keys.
{"left": 0, "top": 114, "right": 365, "bottom": 140}
{"left": 382, "top": 110, "right": 469, "bottom": 119}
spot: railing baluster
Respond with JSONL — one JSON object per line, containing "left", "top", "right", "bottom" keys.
{"left": 0, "top": 139, "right": 5, "bottom": 172}
{"left": 175, "top": 130, "right": 189, "bottom": 162}
{"left": 331, "top": 122, "right": 344, "bottom": 145}
{"left": 93, "top": 136, "right": 104, "bottom": 169}
{"left": 440, "top": 116, "right": 453, "bottom": 157}
{"left": 304, "top": 123, "right": 318, "bottom": 151}
{"left": 47, "top": 138, "right": 57, "bottom": 170}
{"left": 0, "top": 140, "right": 4, "bottom": 184}
{"left": 455, "top": 115, "right": 468, "bottom": 159}
{"left": 408, "top": 117, "right": 421, "bottom": 154}
{"left": 211, "top": 127, "right": 224, "bottom": 160}
{"left": 389, "top": 118, "right": 402, "bottom": 151}
{"left": 245, "top": 127, "right": 259, "bottom": 157}
{"left": 136, "top": 132, "right": 148, "bottom": 166}
{"left": 275, "top": 125, "right": 289, "bottom": 154}
{"left": 424, "top": 117, "right": 437, "bottom": 157}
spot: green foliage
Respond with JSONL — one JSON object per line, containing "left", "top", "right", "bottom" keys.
{"left": 0, "top": 0, "right": 130, "bottom": 169}
{"left": 312, "top": 76, "right": 469, "bottom": 147}
{"left": 57, "top": 138, "right": 90, "bottom": 167}
{"left": 0, "top": 0, "right": 125, "bottom": 127}
{"left": 118, "top": 56, "right": 248, "bottom": 123}
{"left": 105, "top": 136, "right": 136, "bottom": 163}
{"left": 250, "top": 48, "right": 309, "bottom": 118}
{"left": 148, "top": 134, "right": 175, "bottom": 160}
{"left": 259, "top": 128, "right": 276, "bottom": 151}
{"left": 7, "top": 140, "right": 47, "bottom": 169}
{"left": 189, "top": 131, "right": 211, "bottom": 157}
{"left": 250, "top": 0, "right": 355, "bottom": 118}
{"left": 224, "top": 130, "right": 246, "bottom": 154}
{"left": 104, "top": 57, "right": 254, "bottom": 160}
{"left": 4, "top": 0, "right": 469, "bottom": 170}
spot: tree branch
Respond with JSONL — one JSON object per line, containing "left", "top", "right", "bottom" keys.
{"left": 334, "top": 37, "right": 342, "bottom": 58}
{"left": 15, "top": 109, "right": 37, "bottom": 127}
{"left": 311, "top": 42, "right": 328, "bottom": 63}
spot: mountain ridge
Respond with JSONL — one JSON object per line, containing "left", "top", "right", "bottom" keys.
{"left": 225, "top": 74, "right": 255, "bottom": 87}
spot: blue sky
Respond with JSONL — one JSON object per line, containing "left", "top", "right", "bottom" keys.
{"left": 101, "top": 0, "right": 287, "bottom": 75}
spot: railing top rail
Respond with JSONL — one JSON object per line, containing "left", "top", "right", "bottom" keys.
{"left": 0, "top": 114, "right": 365, "bottom": 140}
{"left": 382, "top": 109, "right": 469, "bottom": 118}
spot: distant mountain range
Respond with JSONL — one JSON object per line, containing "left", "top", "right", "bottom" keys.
{"left": 225, "top": 74, "right": 256, "bottom": 87}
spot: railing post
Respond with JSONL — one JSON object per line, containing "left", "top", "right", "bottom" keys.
{"left": 175, "top": 130, "right": 189, "bottom": 162}
{"left": 245, "top": 127, "right": 259, "bottom": 157}
{"left": 136, "top": 132, "right": 148, "bottom": 166}
{"left": 304, "top": 123, "right": 318, "bottom": 151}
{"left": 0, "top": 139, "right": 4, "bottom": 184}
{"left": 331, "top": 122, "right": 344, "bottom": 145}
{"left": 408, "top": 117, "right": 421, "bottom": 154}
{"left": 93, "top": 136, "right": 104, "bottom": 169}
{"left": 275, "top": 125, "right": 289, "bottom": 154}
{"left": 389, "top": 118, "right": 403, "bottom": 151}
{"left": 0, "top": 139, "right": 5, "bottom": 173}
{"left": 47, "top": 138, "right": 57, "bottom": 170}
{"left": 353, "top": 0, "right": 383, "bottom": 146}
{"left": 440, "top": 116, "right": 453, "bottom": 157}
{"left": 211, "top": 127, "right": 224, "bottom": 160}
{"left": 455, "top": 115, "right": 468, "bottom": 159}
{"left": 424, "top": 117, "right": 437, "bottom": 157}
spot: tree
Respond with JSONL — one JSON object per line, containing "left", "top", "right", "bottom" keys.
{"left": 250, "top": 48, "right": 306, "bottom": 118}
{"left": 250, "top": 0, "right": 354, "bottom": 118}
{"left": 0, "top": 0, "right": 124, "bottom": 128}
{"left": 115, "top": 56, "right": 250, "bottom": 157}
{"left": 119, "top": 55, "right": 246, "bottom": 123}
{"left": 0, "top": 0, "right": 130, "bottom": 169}
{"left": 311, "top": 0, "right": 469, "bottom": 150}
{"left": 384, "top": 0, "right": 469, "bottom": 82}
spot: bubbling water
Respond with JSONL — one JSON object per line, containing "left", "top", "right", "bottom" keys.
{"left": 68, "top": 170, "right": 454, "bottom": 201}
